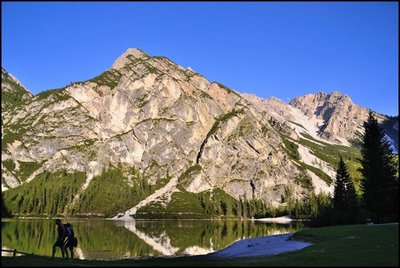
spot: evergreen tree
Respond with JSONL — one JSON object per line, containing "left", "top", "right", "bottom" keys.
{"left": 360, "top": 112, "right": 399, "bottom": 223}
{"left": 333, "top": 156, "right": 361, "bottom": 224}
{"left": 1, "top": 194, "right": 11, "bottom": 218}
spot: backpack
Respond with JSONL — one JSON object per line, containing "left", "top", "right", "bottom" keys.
{"left": 63, "top": 223, "right": 74, "bottom": 237}
{"left": 63, "top": 223, "right": 77, "bottom": 247}
{"left": 73, "top": 237, "right": 78, "bottom": 247}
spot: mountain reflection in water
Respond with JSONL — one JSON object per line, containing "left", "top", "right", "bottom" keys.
{"left": 1, "top": 218, "right": 304, "bottom": 260}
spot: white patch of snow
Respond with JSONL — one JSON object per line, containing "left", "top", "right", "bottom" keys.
{"left": 254, "top": 216, "right": 293, "bottom": 224}
{"left": 183, "top": 246, "right": 214, "bottom": 255}
{"left": 209, "top": 233, "right": 311, "bottom": 258}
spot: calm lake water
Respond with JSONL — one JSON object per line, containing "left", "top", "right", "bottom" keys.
{"left": 2, "top": 218, "right": 305, "bottom": 260}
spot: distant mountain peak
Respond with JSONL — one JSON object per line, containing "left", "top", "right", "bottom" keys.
{"left": 330, "top": 90, "right": 342, "bottom": 97}
{"left": 291, "top": 90, "right": 351, "bottom": 105}
{"left": 123, "top": 48, "right": 148, "bottom": 57}
{"left": 327, "top": 91, "right": 352, "bottom": 103}
{"left": 111, "top": 48, "right": 149, "bottom": 69}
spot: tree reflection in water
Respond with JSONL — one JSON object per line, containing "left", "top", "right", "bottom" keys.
{"left": 1, "top": 218, "right": 304, "bottom": 260}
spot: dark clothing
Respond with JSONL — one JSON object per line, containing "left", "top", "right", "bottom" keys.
{"left": 53, "top": 239, "right": 64, "bottom": 248}
{"left": 64, "top": 236, "right": 77, "bottom": 248}
{"left": 52, "top": 220, "right": 67, "bottom": 259}
{"left": 64, "top": 224, "right": 74, "bottom": 237}
{"left": 63, "top": 224, "right": 77, "bottom": 248}
{"left": 53, "top": 223, "right": 66, "bottom": 249}
{"left": 57, "top": 224, "right": 66, "bottom": 241}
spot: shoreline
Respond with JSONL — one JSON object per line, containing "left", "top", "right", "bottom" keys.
{"left": 206, "top": 232, "right": 312, "bottom": 258}
{"left": 5, "top": 216, "right": 296, "bottom": 222}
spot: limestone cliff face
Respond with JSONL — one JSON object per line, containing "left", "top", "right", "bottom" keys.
{"left": 2, "top": 49, "right": 314, "bottom": 217}
{"left": 3, "top": 49, "right": 396, "bottom": 218}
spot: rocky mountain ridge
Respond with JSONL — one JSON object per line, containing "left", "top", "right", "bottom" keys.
{"left": 290, "top": 91, "right": 386, "bottom": 145}
{"left": 1, "top": 67, "right": 33, "bottom": 111}
{"left": 1, "top": 48, "right": 398, "bottom": 219}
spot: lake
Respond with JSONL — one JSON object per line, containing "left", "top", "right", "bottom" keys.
{"left": 1, "top": 218, "right": 305, "bottom": 260}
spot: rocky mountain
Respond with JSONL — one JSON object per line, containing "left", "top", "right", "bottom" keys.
{"left": 1, "top": 48, "right": 398, "bottom": 219}
{"left": 1, "top": 68, "right": 33, "bottom": 111}
{"left": 243, "top": 91, "right": 398, "bottom": 150}
{"left": 289, "top": 91, "right": 390, "bottom": 146}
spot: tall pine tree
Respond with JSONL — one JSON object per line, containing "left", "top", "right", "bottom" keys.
{"left": 360, "top": 112, "right": 399, "bottom": 223}
{"left": 333, "top": 156, "right": 360, "bottom": 224}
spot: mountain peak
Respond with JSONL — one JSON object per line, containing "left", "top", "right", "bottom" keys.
{"left": 330, "top": 90, "right": 342, "bottom": 97}
{"left": 327, "top": 91, "right": 352, "bottom": 104}
{"left": 111, "top": 48, "right": 149, "bottom": 69}
{"left": 1, "top": 67, "right": 32, "bottom": 110}
{"left": 123, "top": 48, "right": 148, "bottom": 58}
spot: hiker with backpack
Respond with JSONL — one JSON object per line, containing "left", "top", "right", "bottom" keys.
{"left": 63, "top": 223, "right": 77, "bottom": 259}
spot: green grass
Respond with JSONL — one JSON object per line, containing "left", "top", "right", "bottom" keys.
{"left": 3, "top": 223, "right": 397, "bottom": 266}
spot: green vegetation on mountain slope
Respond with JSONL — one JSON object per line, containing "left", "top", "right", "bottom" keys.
{"left": 76, "top": 166, "right": 169, "bottom": 217}
{"left": 3, "top": 171, "right": 85, "bottom": 217}
{"left": 280, "top": 132, "right": 362, "bottom": 192}
{"left": 1, "top": 70, "right": 32, "bottom": 109}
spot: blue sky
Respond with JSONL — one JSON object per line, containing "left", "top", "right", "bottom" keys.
{"left": 2, "top": 2, "right": 398, "bottom": 116}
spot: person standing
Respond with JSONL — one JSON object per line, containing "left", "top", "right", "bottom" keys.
{"left": 51, "top": 219, "right": 66, "bottom": 259}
